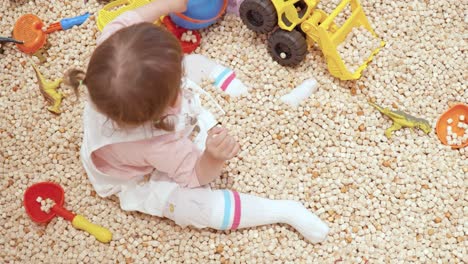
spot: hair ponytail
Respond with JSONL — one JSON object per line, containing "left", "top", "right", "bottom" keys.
{"left": 64, "top": 69, "right": 86, "bottom": 99}
{"left": 153, "top": 115, "right": 176, "bottom": 131}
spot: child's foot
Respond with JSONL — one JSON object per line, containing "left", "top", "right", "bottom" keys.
{"left": 183, "top": 54, "right": 249, "bottom": 97}
{"left": 280, "top": 201, "right": 330, "bottom": 243}
{"left": 209, "top": 65, "right": 248, "bottom": 97}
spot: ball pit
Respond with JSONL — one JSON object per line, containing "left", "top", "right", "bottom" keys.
{"left": 0, "top": 0, "right": 466, "bottom": 262}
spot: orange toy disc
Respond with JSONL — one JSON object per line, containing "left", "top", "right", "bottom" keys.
{"left": 436, "top": 104, "right": 468, "bottom": 149}
{"left": 13, "top": 14, "right": 47, "bottom": 54}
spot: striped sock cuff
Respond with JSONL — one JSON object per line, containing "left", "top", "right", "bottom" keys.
{"left": 210, "top": 66, "right": 237, "bottom": 92}
{"left": 220, "top": 190, "right": 242, "bottom": 230}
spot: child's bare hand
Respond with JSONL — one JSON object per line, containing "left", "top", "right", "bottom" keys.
{"left": 205, "top": 127, "right": 240, "bottom": 161}
{"left": 165, "top": 0, "right": 188, "bottom": 13}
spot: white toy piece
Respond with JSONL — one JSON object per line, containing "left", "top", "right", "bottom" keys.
{"left": 183, "top": 54, "right": 249, "bottom": 97}
{"left": 280, "top": 79, "right": 318, "bottom": 107}
{"left": 194, "top": 108, "right": 219, "bottom": 151}
{"left": 447, "top": 118, "right": 453, "bottom": 124}
{"left": 183, "top": 78, "right": 223, "bottom": 151}
{"left": 459, "top": 115, "right": 465, "bottom": 121}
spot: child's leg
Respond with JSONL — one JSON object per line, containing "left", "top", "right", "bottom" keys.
{"left": 162, "top": 187, "right": 329, "bottom": 243}
{"left": 184, "top": 54, "right": 249, "bottom": 97}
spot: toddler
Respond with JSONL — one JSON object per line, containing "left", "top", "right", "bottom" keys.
{"left": 68, "top": 0, "right": 329, "bottom": 243}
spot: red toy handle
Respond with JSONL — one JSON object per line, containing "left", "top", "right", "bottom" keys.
{"left": 52, "top": 205, "right": 76, "bottom": 221}
{"left": 45, "top": 23, "right": 62, "bottom": 34}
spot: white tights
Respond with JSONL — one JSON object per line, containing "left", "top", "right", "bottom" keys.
{"left": 162, "top": 187, "right": 329, "bottom": 243}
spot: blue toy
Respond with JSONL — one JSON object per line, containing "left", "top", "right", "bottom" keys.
{"left": 45, "top": 13, "right": 91, "bottom": 34}
{"left": 169, "top": 0, "right": 227, "bottom": 30}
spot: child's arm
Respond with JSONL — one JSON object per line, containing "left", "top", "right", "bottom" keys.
{"left": 97, "top": 0, "right": 187, "bottom": 45}
{"left": 133, "top": 0, "right": 188, "bottom": 23}
{"left": 93, "top": 127, "right": 238, "bottom": 187}
{"left": 195, "top": 154, "right": 225, "bottom": 186}
{"left": 195, "top": 127, "right": 240, "bottom": 185}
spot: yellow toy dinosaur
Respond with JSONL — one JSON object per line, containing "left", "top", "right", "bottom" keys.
{"left": 30, "top": 61, "right": 63, "bottom": 114}
{"left": 369, "top": 101, "right": 432, "bottom": 138}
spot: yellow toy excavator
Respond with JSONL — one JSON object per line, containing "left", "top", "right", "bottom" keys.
{"left": 239, "top": 0, "right": 385, "bottom": 80}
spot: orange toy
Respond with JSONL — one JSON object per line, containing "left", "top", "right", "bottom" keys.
{"left": 436, "top": 104, "right": 468, "bottom": 149}
{"left": 13, "top": 14, "right": 47, "bottom": 54}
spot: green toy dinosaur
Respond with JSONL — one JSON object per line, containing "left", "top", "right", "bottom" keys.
{"left": 369, "top": 102, "right": 432, "bottom": 138}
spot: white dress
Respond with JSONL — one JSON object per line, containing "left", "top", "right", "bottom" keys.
{"left": 80, "top": 78, "right": 219, "bottom": 216}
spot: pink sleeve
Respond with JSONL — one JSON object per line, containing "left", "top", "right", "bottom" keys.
{"left": 94, "top": 133, "right": 202, "bottom": 188}
{"left": 143, "top": 137, "right": 202, "bottom": 188}
{"left": 97, "top": 11, "right": 145, "bottom": 46}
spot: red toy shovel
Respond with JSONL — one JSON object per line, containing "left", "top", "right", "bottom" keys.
{"left": 24, "top": 182, "right": 112, "bottom": 243}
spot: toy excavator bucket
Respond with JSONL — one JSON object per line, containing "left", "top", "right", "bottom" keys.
{"left": 97, "top": 0, "right": 150, "bottom": 31}
{"left": 317, "top": 0, "right": 385, "bottom": 80}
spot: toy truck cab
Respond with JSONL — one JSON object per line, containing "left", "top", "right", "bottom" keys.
{"left": 271, "top": 0, "right": 318, "bottom": 31}
{"left": 240, "top": 0, "right": 313, "bottom": 66}
{"left": 239, "top": 0, "right": 385, "bottom": 80}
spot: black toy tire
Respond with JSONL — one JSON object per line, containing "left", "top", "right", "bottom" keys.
{"left": 239, "top": 0, "right": 277, "bottom": 33}
{"left": 267, "top": 29, "right": 307, "bottom": 66}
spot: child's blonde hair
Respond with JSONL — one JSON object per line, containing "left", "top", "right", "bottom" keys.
{"left": 66, "top": 22, "right": 183, "bottom": 131}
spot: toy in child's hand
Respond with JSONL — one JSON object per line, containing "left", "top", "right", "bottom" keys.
{"left": 369, "top": 102, "right": 431, "bottom": 138}
{"left": 436, "top": 103, "right": 468, "bottom": 149}
{"left": 194, "top": 108, "right": 220, "bottom": 151}
{"left": 45, "top": 13, "right": 91, "bottom": 34}
{"left": 24, "top": 182, "right": 113, "bottom": 243}
{"left": 30, "top": 60, "right": 64, "bottom": 114}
